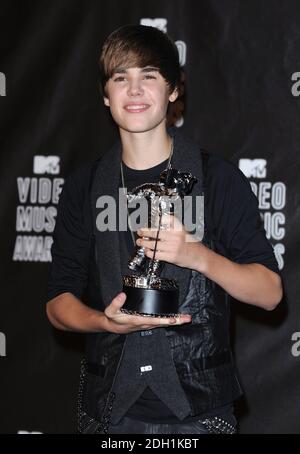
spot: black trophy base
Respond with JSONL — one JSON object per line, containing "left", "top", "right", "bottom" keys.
{"left": 122, "top": 276, "right": 179, "bottom": 317}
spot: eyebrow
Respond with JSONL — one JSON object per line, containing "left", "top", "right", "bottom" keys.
{"left": 141, "top": 67, "right": 159, "bottom": 73}
{"left": 112, "top": 67, "right": 159, "bottom": 75}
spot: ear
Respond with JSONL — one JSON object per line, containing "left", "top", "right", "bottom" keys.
{"left": 169, "top": 88, "right": 179, "bottom": 103}
{"left": 103, "top": 96, "right": 110, "bottom": 107}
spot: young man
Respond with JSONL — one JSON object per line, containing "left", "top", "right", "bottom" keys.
{"left": 46, "top": 25, "right": 283, "bottom": 434}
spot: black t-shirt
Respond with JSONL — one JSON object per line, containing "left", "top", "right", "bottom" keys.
{"left": 48, "top": 152, "right": 280, "bottom": 423}
{"left": 120, "top": 158, "right": 232, "bottom": 423}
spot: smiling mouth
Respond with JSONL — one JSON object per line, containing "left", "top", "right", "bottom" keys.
{"left": 124, "top": 104, "right": 150, "bottom": 113}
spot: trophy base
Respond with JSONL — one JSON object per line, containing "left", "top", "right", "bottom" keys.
{"left": 122, "top": 275, "right": 179, "bottom": 317}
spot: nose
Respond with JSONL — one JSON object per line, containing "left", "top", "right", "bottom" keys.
{"left": 127, "top": 79, "right": 144, "bottom": 97}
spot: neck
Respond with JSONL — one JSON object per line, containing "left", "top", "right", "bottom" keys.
{"left": 120, "top": 125, "right": 173, "bottom": 170}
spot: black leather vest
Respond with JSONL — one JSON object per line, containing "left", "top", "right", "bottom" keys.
{"left": 78, "top": 130, "right": 243, "bottom": 433}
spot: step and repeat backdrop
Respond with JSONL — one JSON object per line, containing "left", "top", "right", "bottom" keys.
{"left": 0, "top": 0, "right": 299, "bottom": 434}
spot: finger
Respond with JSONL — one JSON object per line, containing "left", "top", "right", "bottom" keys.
{"left": 137, "top": 228, "right": 159, "bottom": 239}
{"left": 137, "top": 239, "right": 167, "bottom": 251}
{"left": 138, "top": 228, "right": 170, "bottom": 239}
{"left": 144, "top": 249, "right": 165, "bottom": 261}
{"left": 108, "top": 292, "right": 127, "bottom": 314}
{"left": 137, "top": 229, "right": 169, "bottom": 241}
{"left": 130, "top": 315, "right": 171, "bottom": 327}
{"left": 176, "top": 314, "right": 192, "bottom": 324}
{"left": 138, "top": 220, "right": 183, "bottom": 237}
{"left": 140, "top": 316, "right": 172, "bottom": 326}
{"left": 159, "top": 317, "right": 174, "bottom": 326}
{"left": 158, "top": 314, "right": 191, "bottom": 326}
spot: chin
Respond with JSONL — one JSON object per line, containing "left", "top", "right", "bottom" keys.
{"left": 119, "top": 119, "right": 166, "bottom": 134}
{"left": 123, "top": 126, "right": 153, "bottom": 134}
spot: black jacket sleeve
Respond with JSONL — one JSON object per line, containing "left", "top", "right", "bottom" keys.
{"left": 47, "top": 165, "right": 93, "bottom": 301}
{"left": 205, "top": 154, "right": 280, "bottom": 274}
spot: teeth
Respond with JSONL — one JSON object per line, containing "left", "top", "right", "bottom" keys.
{"left": 125, "top": 105, "right": 147, "bottom": 110}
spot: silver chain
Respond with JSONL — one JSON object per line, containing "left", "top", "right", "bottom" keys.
{"left": 120, "top": 138, "right": 174, "bottom": 246}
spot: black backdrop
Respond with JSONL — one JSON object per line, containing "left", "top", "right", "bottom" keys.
{"left": 0, "top": 0, "right": 299, "bottom": 434}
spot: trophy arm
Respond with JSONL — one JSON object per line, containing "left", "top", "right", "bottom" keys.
{"left": 128, "top": 245, "right": 148, "bottom": 272}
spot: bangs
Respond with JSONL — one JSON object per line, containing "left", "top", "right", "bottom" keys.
{"left": 105, "top": 48, "right": 160, "bottom": 80}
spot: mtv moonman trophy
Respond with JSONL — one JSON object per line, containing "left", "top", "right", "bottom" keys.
{"left": 121, "top": 166, "right": 197, "bottom": 317}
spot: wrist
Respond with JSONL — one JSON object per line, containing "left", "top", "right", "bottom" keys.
{"left": 99, "top": 311, "right": 111, "bottom": 332}
{"left": 88, "top": 309, "right": 109, "bottom": 333}
{"left": 192, "top": 242, "right": 210, "bottom": 274}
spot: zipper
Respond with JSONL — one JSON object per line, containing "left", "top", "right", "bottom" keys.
{"left": 96, "top": 334, "right": 129, "bottom": 434}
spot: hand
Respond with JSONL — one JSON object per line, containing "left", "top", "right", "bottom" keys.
{"left": 104, "top": 292, "right": 192, "bottom": 334}
{"left": 136, "top": 213, "right": 205, "bottom": 271}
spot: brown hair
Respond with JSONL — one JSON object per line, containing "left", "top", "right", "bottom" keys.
{"left": 99, "top": 24, "right": 181, "bottom": 94}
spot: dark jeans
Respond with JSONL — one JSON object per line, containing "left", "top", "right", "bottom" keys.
{"left": 108, "top": 411, "right": 237, "bottom": 434}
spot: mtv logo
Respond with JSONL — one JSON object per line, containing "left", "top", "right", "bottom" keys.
{"left": 239, "top": 159, "right": 267, "bottom": 179}
{"left": 140, "top": 18, "right": 167, "bottom": 33}
{"left": 175, "top": 40, "right": 187, "bottom": 66}
{"left": 33, "top": 155, "right": 60, "bottom": 174}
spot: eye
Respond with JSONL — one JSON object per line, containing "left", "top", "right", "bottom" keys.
{"left": 144, "top": 74, "right": 157, "bottom": 80}
{"left": 113, "top": 76, "right": 126, "bottom": 82}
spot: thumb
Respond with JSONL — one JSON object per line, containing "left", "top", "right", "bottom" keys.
{"left": 112, "top": 292, "right": 127, "bottom": 310}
